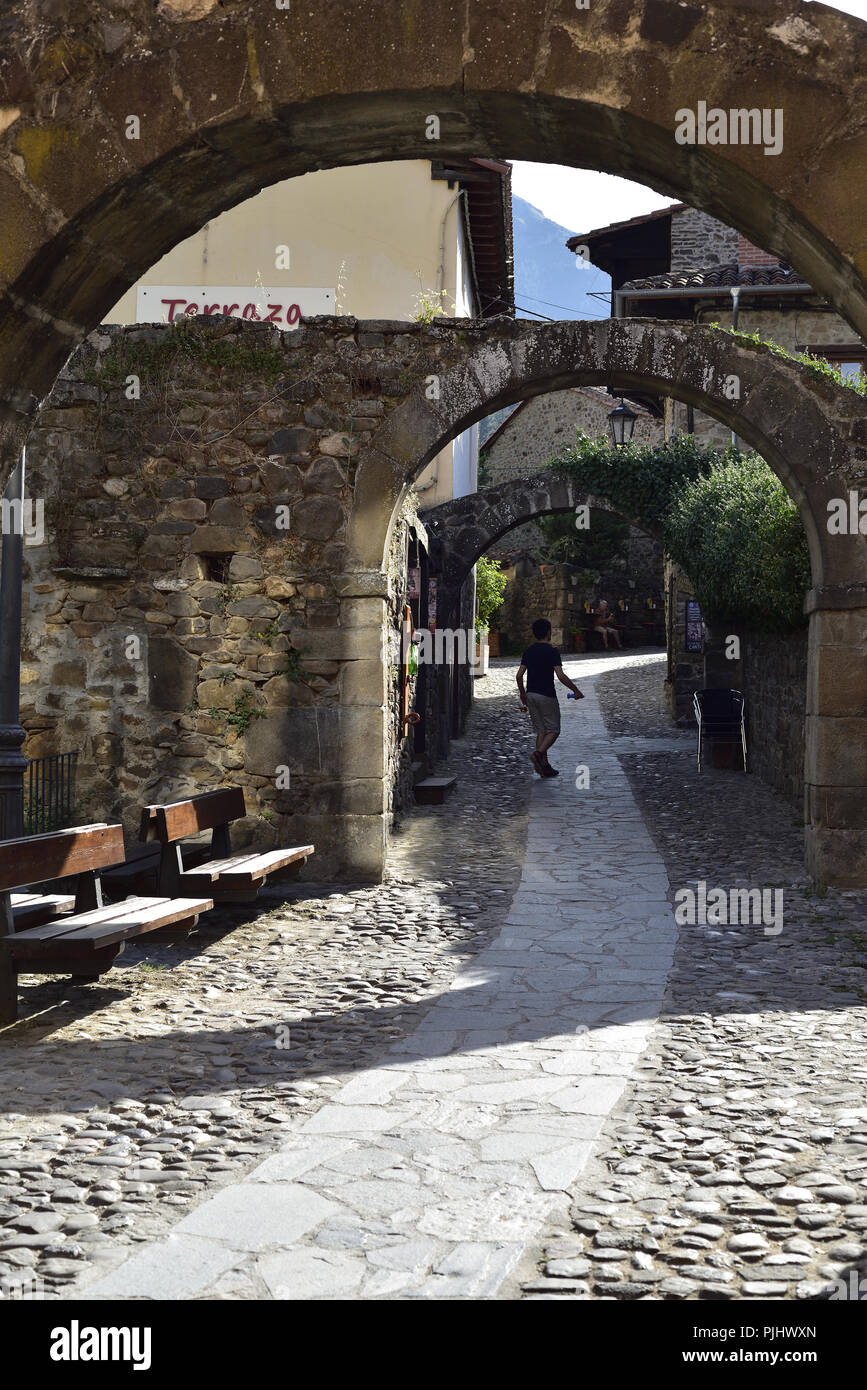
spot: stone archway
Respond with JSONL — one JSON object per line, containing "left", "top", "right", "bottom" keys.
{"left": 350, "top": 317, "right": 867, "bottom": 886}
{"left": 419, "top": 469, "right": 664, "bottom": 629}
{"left": 1, "top": 1, "right": 866, "bottom": 482}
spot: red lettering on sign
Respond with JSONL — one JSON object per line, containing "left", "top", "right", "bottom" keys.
{"left": 265, "top": 304, "right": 282, "bottom": 322}
{"left": 202, "top": 303, "right": 220, "bottom": 316}
{"left": 161, "top": 298, "right": 187, "bottom": 322}
{"left": 222, "top": 304, "right": 239, "bottom": 316}
{"left": 184, "top": 302, "right": 199, "bottom": 316}
{"left": 285, "top": 302, "right": 301, "bottom": 326}
{"left": 242, "top": 302, "right": 261, "bottom": 320}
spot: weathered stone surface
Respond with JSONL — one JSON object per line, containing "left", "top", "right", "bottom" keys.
{"left": 148, "top": 636, "right": 198, "bottom": 712}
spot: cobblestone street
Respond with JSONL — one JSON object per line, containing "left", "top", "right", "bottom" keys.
{"left": 1, "top": 653, "right": 866, "bottom": 1301}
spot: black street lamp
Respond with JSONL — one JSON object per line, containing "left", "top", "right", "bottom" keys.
{"left": 608, "top": 398, "right": 638, "bottom": 447}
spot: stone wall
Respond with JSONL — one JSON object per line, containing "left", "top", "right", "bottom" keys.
{"left": 665, "top": 565, "right": 808, "bottom": 802}
{"left": 21, "top": 316, "right": 458, "bottom": 878}
{"left": 667, "top": 305, "right": 861, "bottom": 445}
{"left": 740, "top": 630, "right": 808, "bottom": 807}
{"left": 670, "top": 208, "right": 738, "bottom": 269}
{"left": 496, "top": 560, "right": 662, "bottom": 656}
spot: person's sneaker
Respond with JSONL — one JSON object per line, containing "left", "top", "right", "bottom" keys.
{"left": 541, "top": 762, "right": 559, "bottom": 777}
{"left": 530, "top": 751, "right": 545, "bottom": 776}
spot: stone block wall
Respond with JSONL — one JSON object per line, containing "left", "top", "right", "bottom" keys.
{"left": 670, "top": 208, "right": 738, "bottom": 269}
{"left": 21, "top": 316, "right": 467, "bottom": 878}
{"left": 740, "top": 629, "right": 808, "bottom": 806}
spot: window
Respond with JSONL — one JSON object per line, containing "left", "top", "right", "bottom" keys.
{"left": 201, "top": 553, "right": 231, "bottom": 583}
{"left": 798, "top": 343, "right": 867, "bottom": 383}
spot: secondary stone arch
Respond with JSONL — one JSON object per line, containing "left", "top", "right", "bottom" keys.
{"left": 354, "top": 316, "right": 867, "bottom": 887}
{"left": 354, "top": 318, "right": 867, "bottom": 599}
{"left": 1, "top": 1, "right": 866, "bottom": 482}
{"left": 420, "top": 471, "right": 666, "bottom": 629}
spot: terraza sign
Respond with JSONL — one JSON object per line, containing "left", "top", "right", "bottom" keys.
{"left": 136, "top": 285, "right": 335, "bottom": 327}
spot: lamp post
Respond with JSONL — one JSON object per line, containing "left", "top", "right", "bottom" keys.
{"left": 608, "top": 398, "right": 638, "bottom": 447}
{"left": 0, "top": 449, "right": 27, "bottom": 840}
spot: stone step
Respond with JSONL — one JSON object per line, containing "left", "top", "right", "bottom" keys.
{"left": 414, "top": 776, "right": 457, "bottom": 805}
{"left": 410, "top": 760, "right": 428, "bottom": 786}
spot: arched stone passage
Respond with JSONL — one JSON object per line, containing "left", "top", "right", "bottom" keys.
{"left": 0, "top": 1, "right": 866, "bottom": 482}
{"left": 351, "top": 317, "right": 867, "bottom": 886}
{"left": 355, "top": 319, "right": 866, "bottom": 593}
{"left": 419, "top": 469, "right": 663, "bottom": 629}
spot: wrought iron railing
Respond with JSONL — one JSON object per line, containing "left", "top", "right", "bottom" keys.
{"left": 22, "top": 752, "right": 79, "bottom": 836}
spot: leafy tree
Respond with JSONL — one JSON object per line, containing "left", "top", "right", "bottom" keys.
{"left": 536, "top": 508, "right": 630, "bottom": 569}
{"left": 475, "top": 554, "right": 508, "bottom": 633}
{"left": 550, "top": 433, "right": 811, "bottom": 631}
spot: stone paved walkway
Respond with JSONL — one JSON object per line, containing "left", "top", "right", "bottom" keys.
{"left": 80, "top": 657, "right": 684, "bottom": 1299}
{"left": 514, "top": 657, "right": 867, "bottom": 1302}
{"left": 4, "top": 652, "right": 865, "bottom": 1301}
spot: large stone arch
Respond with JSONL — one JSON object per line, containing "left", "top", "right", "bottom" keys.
{"left": 1, "top": 0, "right": 866, "bottom": 482}
{"left": 350, "top": 317, "right": 866, "bottom": 886}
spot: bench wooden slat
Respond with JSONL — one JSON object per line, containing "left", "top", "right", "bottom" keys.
{"left": 140, "top": 788, "right": 246, "bottom": 844}
{"left": 178, "top": 851, "right": 267, "bottom": 882}
{"left": 4, "top": 896, "right": 158, "bottom": 945}
{"left": 5, "top": 896, "right": 213, "bottom": 955}
{"left": 11, "top": 892, "right": 76, "bottom": 931}
{"left": 209, "top": 846, "right": 314, "bottom": 883}
{"left": 0, "top": 824, "right": 125, "bottom": 892}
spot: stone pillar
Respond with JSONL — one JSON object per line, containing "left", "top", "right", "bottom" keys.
{"left": 332, "top": 575, "right": 391, "bottom": 880}
{"left": 804, "top": 591, "right": 867, "bottom": 887}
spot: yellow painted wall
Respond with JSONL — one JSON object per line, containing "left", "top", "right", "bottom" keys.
{"left": 107, "top": 161, "right": 462, "bottom": 325}
{"left": 106, "top": 160, "right": 473, "bottom": 503}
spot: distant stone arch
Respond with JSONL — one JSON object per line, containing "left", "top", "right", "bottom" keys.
{"left": 420, "top": 469, "right": 664, "bottom": 628}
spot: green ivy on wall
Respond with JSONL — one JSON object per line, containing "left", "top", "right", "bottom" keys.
{"left": 550, "top": 433, "right": 811, "bottom": 631}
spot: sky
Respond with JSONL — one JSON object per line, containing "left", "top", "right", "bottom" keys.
{"left": 511, "top": 0, "right": 867, "bottom": 235}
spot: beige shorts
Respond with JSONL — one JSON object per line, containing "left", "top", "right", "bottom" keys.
{"left": 526, "top": 692, "right": 561, "bottom": 736}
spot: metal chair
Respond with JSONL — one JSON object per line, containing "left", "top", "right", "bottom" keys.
{"left": 693, "top": 688, "right": 747, "bottom": 772}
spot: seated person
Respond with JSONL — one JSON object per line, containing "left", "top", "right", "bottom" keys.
{"left": 591, "top": 598, "right": 622, "bottom": 650}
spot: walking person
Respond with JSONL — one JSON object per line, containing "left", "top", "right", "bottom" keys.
{"left": 516, "top": 618, "right": 584, "bottom": 778}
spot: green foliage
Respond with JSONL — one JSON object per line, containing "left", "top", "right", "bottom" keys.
{"left": 665, "top": 453, "right": 811, "bottom": 630}
{"left": 90, "top": 318, "right": 287, "bottom": 390}
{"left": 209, "top": 688, "right": 266, "bottom": 735}
{"left": 711, "top": 325, "right": 867, "bottom": 397}
{"left": 475, "top": 553, "right": 508, "bottom": 633}
{"left": 537, "top": 508, "right": 630, "bottom": 570}
{"left": 550, "top": 433, "right": 810, "bottom": 632}
{"left": 217, "top": 583, "right": 239, "bottom": 615}
{"left": 283, "top": 646, "right": 312, "bottom": 684}
{"left": 412, "top": 288, "right": 452, "bottom": 324}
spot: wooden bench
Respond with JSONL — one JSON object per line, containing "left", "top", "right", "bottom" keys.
{"left": 139, "top": 788, "right": 314, "bottom": 905}
{"left": 0, "top": 823, "right": 213, "bottom": 1025}
{"left": 10, "top": 891, "right": 75, "bottom": 931}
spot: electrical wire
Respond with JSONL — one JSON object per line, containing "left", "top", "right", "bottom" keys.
{"left": 514, "top": 291, "right": 610, "bottom": 317}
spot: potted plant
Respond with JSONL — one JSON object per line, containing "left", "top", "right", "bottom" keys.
{"left": 474, "top": 555, "right": 508, "bottom": 670}
{"left": 473, "top": 624, "right": 490, "bottom": 677}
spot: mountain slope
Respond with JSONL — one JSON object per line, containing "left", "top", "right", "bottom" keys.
{"left": 512, "top": 195, "right": 611, "bottom": 322}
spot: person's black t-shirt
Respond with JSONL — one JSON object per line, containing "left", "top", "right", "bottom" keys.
{"left": 521, "top": 642, "right": 562, "bottom": 698}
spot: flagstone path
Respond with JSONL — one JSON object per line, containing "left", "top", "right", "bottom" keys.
{"left": 83, "top": 663, "right": 685, "bottom": 1299}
